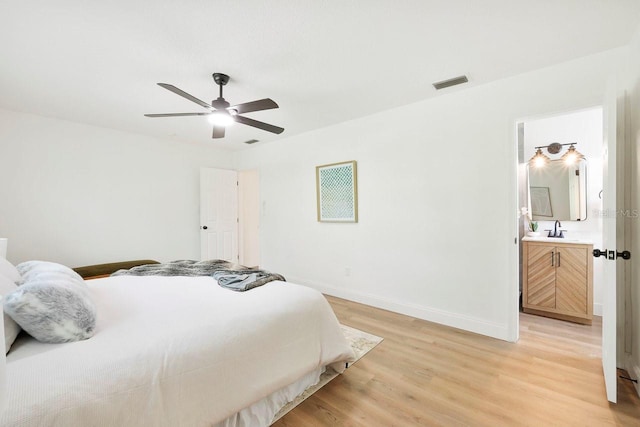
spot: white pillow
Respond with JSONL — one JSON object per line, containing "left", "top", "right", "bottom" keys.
{"left": 0, "top": 274, "right": 21, "bottom": 353}
{"left": 0, "top": 257, "right": 21, "bottom": 284}
{"left": 4, "top": 261, "right": 96, "bottom": 343}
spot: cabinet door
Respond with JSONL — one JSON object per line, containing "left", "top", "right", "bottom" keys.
{"left": 526, "top": 244, "right": 556, "bottom": 308}
{"left": 555, "top": 246, "right": 588, "bottom": 315}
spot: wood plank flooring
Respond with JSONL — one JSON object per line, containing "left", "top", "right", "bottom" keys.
{"left": 273, "top": 296, "right": 640, "bottom": 426}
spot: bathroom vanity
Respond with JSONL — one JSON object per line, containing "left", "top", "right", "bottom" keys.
{"left": 522, "top": 237, "right": 593, "bottom": 324}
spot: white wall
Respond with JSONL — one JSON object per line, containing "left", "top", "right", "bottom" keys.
{"left": 521, "top": 108, "right": 604, "bottom": 314}
{"left": 237, "top": 48, "right": 625, "bottom": 341}
{"left": 0, "top": 109, "right": 234, "bottom": 266}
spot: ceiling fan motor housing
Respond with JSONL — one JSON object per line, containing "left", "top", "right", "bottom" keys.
{"left": 212, "top": 98, "right": 230, "bottom": 109}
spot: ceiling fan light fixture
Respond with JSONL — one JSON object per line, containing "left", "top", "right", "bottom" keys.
{"left": 207, "top": 111, "right": 235, "bottom": 127}
{"left": 145, "top": 73, "right": 284, "bottom": 139}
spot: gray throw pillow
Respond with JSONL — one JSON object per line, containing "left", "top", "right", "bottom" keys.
{"left": 4, "top": 261, "right": 96, "bottom": 343}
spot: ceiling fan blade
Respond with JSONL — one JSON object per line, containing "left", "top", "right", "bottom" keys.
{"left": 157, "top": 83, "right": 213, "bottom": 110}
{"left": 234, "top": 115, "right": 284, "bottom": 134}
{"left": 212, "top": 126, "right": 226, "bottom": 139}
{"left": 144, "top": 113, "right": 211, "bottom": 117}
{"left": 230, "top": 98, "right": 279, "bottom": 115}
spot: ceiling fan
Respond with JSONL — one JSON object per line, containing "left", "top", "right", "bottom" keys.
{"left": 145, "top": 73, "right": 284, "bottom": 139}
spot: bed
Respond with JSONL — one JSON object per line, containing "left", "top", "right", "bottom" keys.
{"left": 0, "top": 261, "right": 355, "bottom": 426}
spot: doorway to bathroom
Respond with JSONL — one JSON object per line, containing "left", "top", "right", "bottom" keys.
{"left": 515, "top": 107, "right": 609, "bottom": 383}
{"left": 516, "top": 106, "right": 604, "bottom": 319}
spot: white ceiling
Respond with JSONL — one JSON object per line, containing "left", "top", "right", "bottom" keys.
{"left": 1, "top": 1, "right": 639, "bottom": 150}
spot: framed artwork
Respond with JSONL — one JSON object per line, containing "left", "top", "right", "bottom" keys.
{"left": 530, "top": 186, "right": 553, "bottom": 217}
{"left": 316, "top": 160, "right": 358, "bottom": 222}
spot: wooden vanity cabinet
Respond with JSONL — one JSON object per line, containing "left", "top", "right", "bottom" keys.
{"left": 522, "top": 240, "right": 593, "bottom": 324}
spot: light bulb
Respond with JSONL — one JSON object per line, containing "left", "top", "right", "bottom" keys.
{"left": 564, "top": 152, "right": 577, "bottom": 165}
{"left": 561, "top": 145, "right": 584, "bottom": 165}
{"left": 207, "top": 111, "right": 235, "bottom": 127}
{"left": 529, "top": 148, "right": 549, "bottom": 168}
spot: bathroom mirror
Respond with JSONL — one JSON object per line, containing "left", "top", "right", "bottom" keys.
{"left": 528, "top": 159, "right": 587, "bottom": 221}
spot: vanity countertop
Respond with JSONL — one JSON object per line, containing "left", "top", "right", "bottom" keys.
{"left": 522, "top": 236, "right": 594, "bottom": 245}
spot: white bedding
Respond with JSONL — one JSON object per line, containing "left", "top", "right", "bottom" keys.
{"left": 1, "top": 275, "right": 354, "bottom": 426}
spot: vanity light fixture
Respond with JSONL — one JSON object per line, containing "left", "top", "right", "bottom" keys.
{"left": 528, "top": 142, "right": 582, "bottom": 168}
{"left": 560, "top": 144, "right": 585, "bottom": 165}
{"left": 529, "top": 148, "right": 551, "bottom": 168}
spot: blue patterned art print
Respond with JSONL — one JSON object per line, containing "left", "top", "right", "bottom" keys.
{"left": 316, "top": 161, "right": 358, "bottom": 222}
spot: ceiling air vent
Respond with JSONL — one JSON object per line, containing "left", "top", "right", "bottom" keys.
{"left": 244, "top": 139, "right": 259, "bottom": 145}
{"left": 432, "top": 75, "right": 468, "bottom": 90}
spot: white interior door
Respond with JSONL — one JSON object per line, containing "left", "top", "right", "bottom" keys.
{"left": 200, "top": 168, "right": 238, "bottom": 263}
{"left": 238, "top": 169, "right": 260, "bottom": 267}
{"left": 601, "top": 82, "right": 626, "bottom": 403}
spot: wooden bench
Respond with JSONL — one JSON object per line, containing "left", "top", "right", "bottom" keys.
{"left": 73, "top": 259, "right": 160, "bottom": 280}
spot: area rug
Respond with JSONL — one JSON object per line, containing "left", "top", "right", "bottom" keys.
{"left": 271, "top": 324, "right": 383, "bottom": 423}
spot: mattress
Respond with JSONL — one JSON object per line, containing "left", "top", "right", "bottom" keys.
{"left": 1, "top": 275, "right": 354, "bottom": 426}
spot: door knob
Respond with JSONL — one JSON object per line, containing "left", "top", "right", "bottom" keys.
{"left": 201, "top": 226, "right": 208, "bottom": 230}
{"left": 593, "top": 248, "right": 631, "bottom": 260}
{"left": 617, "top": 250, "right": 631, "bottom": 260}
{"left": 593, "top": 249, "right": 608, "bottom": 258}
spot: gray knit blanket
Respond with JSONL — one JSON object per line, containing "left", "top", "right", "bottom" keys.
{"left": 111, "top": 259, "right": 285, "bottom": 292}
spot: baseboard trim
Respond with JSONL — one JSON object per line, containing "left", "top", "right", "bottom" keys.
{"left": 289, "top": 276, "right": 510, "bottom": 342}
{"left": 593, "top": 303, "right": 603, "bottom": 316}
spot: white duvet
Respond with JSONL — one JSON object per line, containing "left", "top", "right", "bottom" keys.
{"left": 1, "top": 276, "right": 354, "bottom": 426}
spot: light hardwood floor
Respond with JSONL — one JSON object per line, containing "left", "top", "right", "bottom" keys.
{"left": 274, "top": 296, "right": 640, "bottom": 426}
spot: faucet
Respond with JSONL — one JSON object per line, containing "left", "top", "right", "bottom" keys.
{"left": 545, "top": 220, "right": 565, "bottom": 238}
{"left": 552, "top": 220, "right": 564, "bottom": 238}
